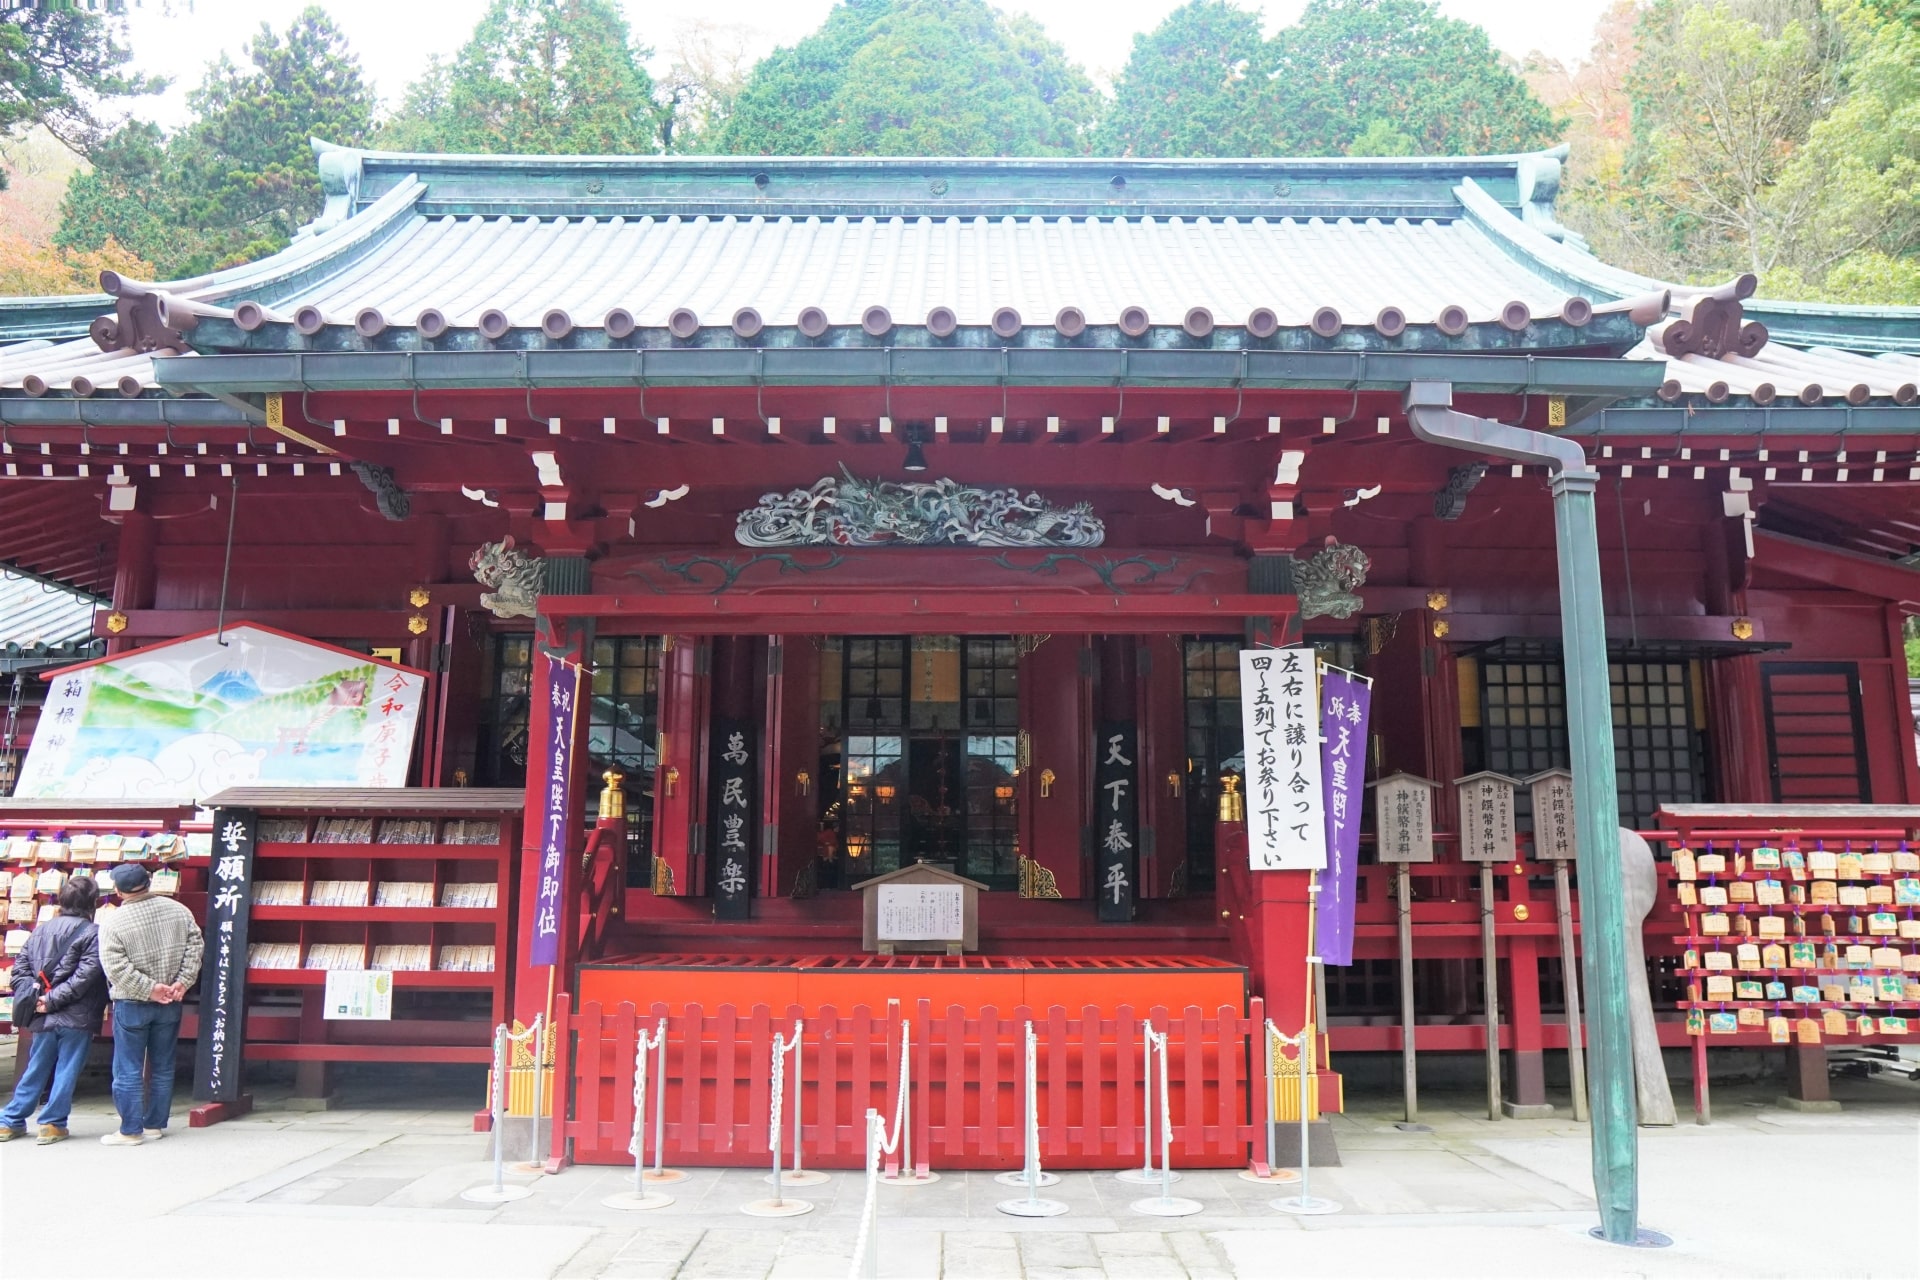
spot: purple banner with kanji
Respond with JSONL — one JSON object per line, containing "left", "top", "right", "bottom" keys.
{"left": 1315, "top": 666, "right": 1371, "bottom": 967}
{"left": 529, "top": 659, "right": 580, "bottom": 968}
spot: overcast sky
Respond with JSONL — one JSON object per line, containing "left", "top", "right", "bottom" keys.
{"left": 124, "top": 0, "right": 1614, "bottom": 131}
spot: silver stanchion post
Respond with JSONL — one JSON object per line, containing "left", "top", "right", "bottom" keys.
{"left": 645, "top": 1022, "right": 687, "bottom": 1185}
{"left": 463, "top": 1022, "right": 534, "bottom": 1204}
{"left": 1239, "top": 1018, "right": 1299, "bottom": 1185}
{"left": 996, "top": 1021, "right": 1067, "bottom": 1217}
{"left": 512, "top": 1013, "right": 545, "bottom": 1173}
{"left": 1272, "top": 1023, "right": 1340, "bottom": 1216}
{"left": 1129, "top": 1024, "right": 1202, "bottom": 1217}
{"left": 1116, "top": 1020, "right": 1170, "bottom": 1185}
{"left": 881, "top": 1020, "right": 939, "bottom": 1186}
{"left": 744, "top": 1022, "right": 813, "bottom": 1217}
{"left": 604, "top": 1019, "right": 673, "bottom": 1210}
{"left": 775, "top": 1022, "right": 830, "bottom": 1187}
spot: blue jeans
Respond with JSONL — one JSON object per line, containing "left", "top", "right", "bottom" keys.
{"left": 1, "top": 1025, "right": 92, "bottom": 1130}
{"left": 111, "top": 1000, "right": 183, "bottom": 1135}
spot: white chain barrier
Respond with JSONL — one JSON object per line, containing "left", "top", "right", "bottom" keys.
{"left": 1127, "top": 1024, "right": 1202, "bottom": 1216}
{"left": 461, "top": 1021, "right": 538, "bottom": 1204}
{"left": 848, "top": 1021, "right": 913, "bottom": 1280}
{"left": 1116, "top": 1018, "right": 1180, "bottom": 1186}
{"left": 1269, "top": 1019, "right": 1341, "bottom": 1216}
{"left": 742, "top": 1020, "right": 814, "bottom": 1218}
{"left": 604, "top": 1019, "right": 671, "bottom": 1210}
{"left": 995, "top": 1021, "right": 1067, "bottom": 1218}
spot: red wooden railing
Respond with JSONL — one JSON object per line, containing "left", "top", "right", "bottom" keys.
{"left": 551, "top": 993, "right": 1268, "bottom": 1170}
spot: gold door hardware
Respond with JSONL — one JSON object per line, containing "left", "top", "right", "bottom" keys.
{"left": 1039, "top": 768, "right": 1056, "bottom": 798}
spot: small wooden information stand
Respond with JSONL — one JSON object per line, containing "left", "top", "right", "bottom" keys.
{"left": 854, "top": 862, "right": 985, "bottom": 955}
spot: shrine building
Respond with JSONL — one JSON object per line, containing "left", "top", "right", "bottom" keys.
{"left": 0, "top": 143, "right": 1916, "bottom": 1154}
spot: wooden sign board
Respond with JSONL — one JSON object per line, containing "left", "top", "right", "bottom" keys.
{"left": 1455, "top": 772, "right": 1520, "bottom": 863}
{"left": 854, "top": 861, "right": 986, "bottom": 955}
{"left": 1372, "top": 772, "right": 1439, "bottom": 863}
{"left": 1526, "top": 768, "right": 1578, "bottom": 860}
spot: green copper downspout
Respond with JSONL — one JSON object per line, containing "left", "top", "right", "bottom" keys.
{"left": 1403, "top": 381, "right": 1636, "bottom": 1244}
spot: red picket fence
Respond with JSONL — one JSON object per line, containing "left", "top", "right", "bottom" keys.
{"left": 552, "top": 993, "right": 1269, "bottom": 1170}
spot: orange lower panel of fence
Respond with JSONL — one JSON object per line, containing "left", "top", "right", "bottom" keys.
{"left": 555, "top": 994, "right": 1265, "bottom": 1171}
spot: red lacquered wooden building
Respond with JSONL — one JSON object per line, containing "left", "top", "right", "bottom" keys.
{"left": 1, "top": 145, "right": 1916, "bottom": 1161}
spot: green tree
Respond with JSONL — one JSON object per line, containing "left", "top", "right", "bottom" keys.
{"left": 55, "top": 8, "right": 374, "bottom": 280}
{"left": 51, "top": 122, "right": 197, "bottom": 275}
{"left": 173, "top": 7, "right": 374, "bottom": 263}
{"left": 715, "top": 0, "right": 1096, "bottom": 156}
{"left": 380, "top": 0, "right": 659, "bottom": 154}
{"left": 1570, "top": 0, "right": 1918, "bottom": 303}
{"left": 713, "top": 0, "right": 889, "bottom": 155}
{"left": 1267, "top": 0, "right": 1560, "bottom": 156}
{"left": 0, "top": 4, "right": 162, "bottom": 160}
{"left": 1095, "top": 1, "right": 1280, "bottom": 158}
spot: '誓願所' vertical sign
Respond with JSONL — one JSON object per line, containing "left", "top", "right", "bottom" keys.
{"left": 193, "top": 807, "right": 256, "bottom": 1103}
{"left": 1240, "top": 647, "right": 1326, "bottom": 872}
{"left": 529, "top": 660, "right": 581, "bottom": 968}
{"left": 1315, "top": 666, "right": 1372, "bottom": 966}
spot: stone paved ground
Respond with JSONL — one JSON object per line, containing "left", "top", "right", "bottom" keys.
{"left": 2, "top": 1045, "right": 1915, "bottom": 1279}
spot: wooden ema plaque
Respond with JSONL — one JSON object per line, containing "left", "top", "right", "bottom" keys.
{"left": 853, "top": 861, "right": 986, "bottom": 955}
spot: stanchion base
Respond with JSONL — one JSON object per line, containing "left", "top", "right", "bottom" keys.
{"left": 997, "top": 1197, "right": 1069, "bottom": 1218}
{"left": 993, "top": 1169, "right": 1060, "bottom": 1187}
{"left": 643, "top": 1169, "right": 690, "bottom": 1185}
{"left": 1236, "top": 1168, "right": 1300, "bottom": 1184}
{"left": 766, "top": 1169, "right": 834, "bottom": 1187}
{"left": 1589, "top": 1227, "right": 1674, "bottom": 1249}
{"left": 602, "top": 1191, "right": 675, "bottom": 1211}
{"left": 508, "top": 1161, "right": 547, "bottom": 1175}
{"left": 1272, "top": 1195, "right": 1342, "bottom": 1216}
{"left": 1130, "top": 1195, "right": 1204, "bottom": 1218}
{"left": 741, "top": 1197, "right": 815, "bottom": 1218}
{"left": 1114, "top": 1167, "right": 1169, "bottom": 1185}
{"left": 460, "top": 1183, "right": 534, "bottom": 1204}
{"left": 879, "top": 1170, "right": 942, "bottom": 1186}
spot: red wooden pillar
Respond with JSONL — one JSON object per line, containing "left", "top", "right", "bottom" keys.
{"left": 1707, "top": 655, "right": 1770, "bottom": 803}
{"left": 513, "top": 616, "right": 589, "bottom": 1029}
{"left": 1885, "top": 605, "right": 1920, "bottom": 804}
{"left": 1019, "top": 636, "right": 1089, "bottom": 899}
{"left": 652, "top": 635, "right": 710, "bottom": 897}
{"left": 1503, "top": 930, "right": 1551, "bottom": 1114}
{"left": 1136, "top": 634, "right": 1187, "bottom": 899}
{"left": 1219, "top": 815, "right": 1343, "bottom": 1116}
{"left": 762, "top": 635, "right": 821, "bottom": 897}
{"left": 107, "top": 506, "right": 155, "bottom": 655}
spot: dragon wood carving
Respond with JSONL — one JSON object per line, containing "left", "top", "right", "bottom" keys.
{"left": 736, "top": 465, "right": 1102, "bottom": 548}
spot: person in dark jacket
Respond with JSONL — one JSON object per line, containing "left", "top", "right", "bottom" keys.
{"left": 2, "top": 875, "right": 106, "bottom": 1145}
